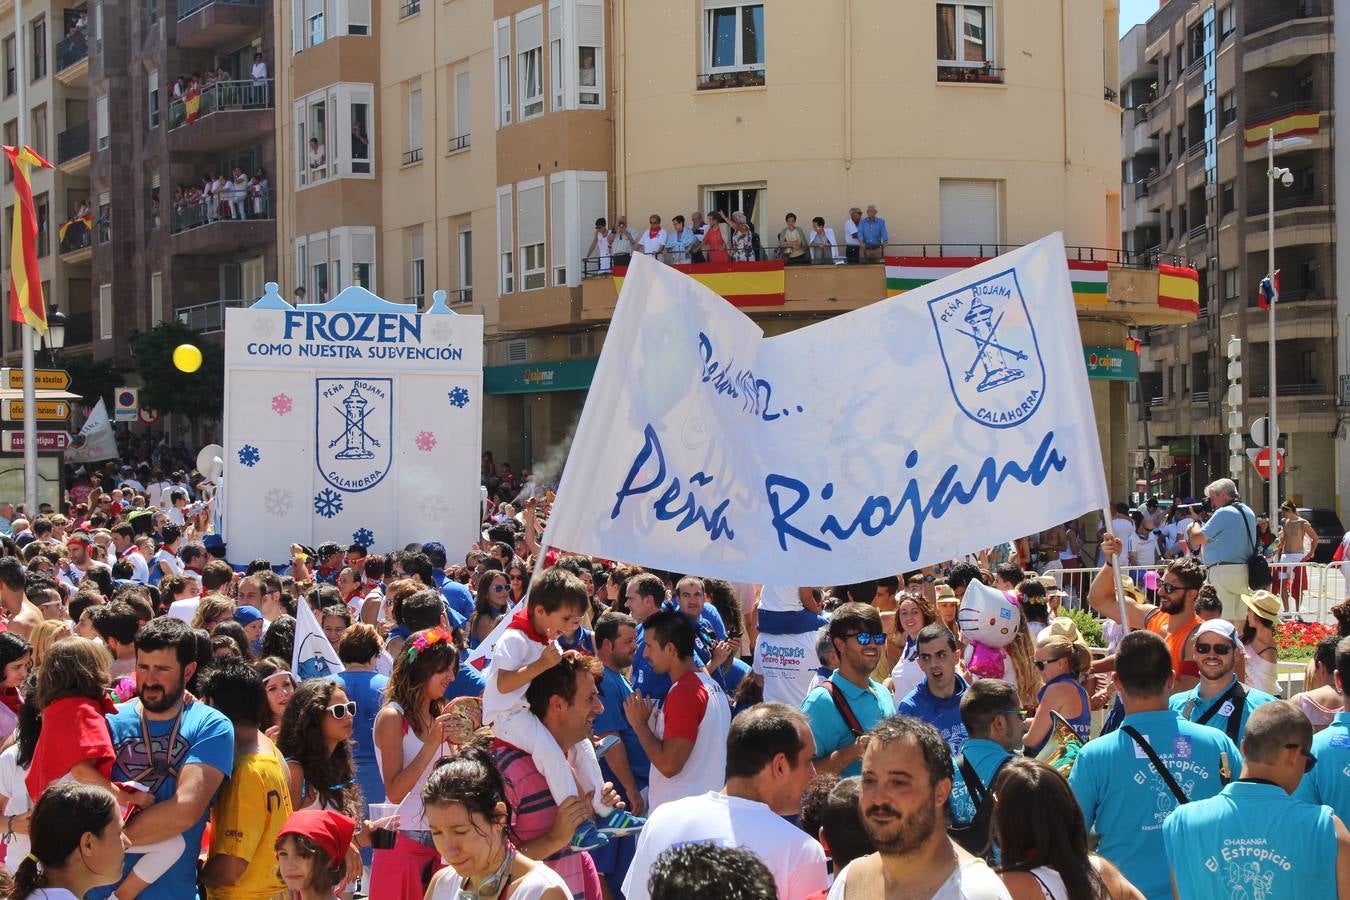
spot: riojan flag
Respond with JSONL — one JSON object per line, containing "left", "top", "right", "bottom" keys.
{"left": 292, "top": 596, "right": 344, "bottom": 680}
{"left": 5, "top": 146, "right": 52, "bottom": 334}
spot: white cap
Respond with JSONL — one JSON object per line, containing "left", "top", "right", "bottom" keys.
{"left": 1194, "top": 618, "right": 1238, "bottom": 645}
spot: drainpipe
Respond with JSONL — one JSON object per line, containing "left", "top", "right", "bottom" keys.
{"left": 615, "top": 0, "right": 627, "bottom": 215}
{"left": 1061, "top": 0, "right": 1071, "bottom": 169}
{"left": 843, "top": 0, "right": 852, "bottom": 171}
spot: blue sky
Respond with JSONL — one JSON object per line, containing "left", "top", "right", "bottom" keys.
{"left": 1120, "top": 0, "right": 1156, "bottom": 36}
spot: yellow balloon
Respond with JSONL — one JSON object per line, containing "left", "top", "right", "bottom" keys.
{"left": 173, "top": 343, "right": 203, "bottom": 373}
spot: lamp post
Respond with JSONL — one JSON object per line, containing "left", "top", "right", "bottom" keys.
{"left": 40, "top": 305, "right": 66, "bottom": 366}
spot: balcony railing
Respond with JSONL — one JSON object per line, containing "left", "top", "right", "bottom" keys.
{"left": 59, "top": 221, "right": 92, "bottom": 255}
{"left": 55, "top": 30, "right": 88, "bottom": 74}
{"left": 1245, "top": 100, "right": 1320, "bottom": 128}
{"left": 402, "top": 148, "right": 423, "bottom": 165}
{"left": 1247, "top": 192, "right": 1323, "bottom": 216}
{"left": 1187, "top": 223, "right": 1207, "bottom": 239}
{"left": 447, "top": 133, "right": 470, "bottom": 153}
{"left": 398, "top": 0, "right": 420, "bottom": 18}
{"left": 1104, "top": 86, "right": 1118, "bottom": 102}
{"left": 1185, "top": 140, "right": 1206, "bottom": 159}
{"left": 178, "top": 0, "right": 262, "bottom": 20}
{"left": 1133, "top": 104, "right": 1152, "bottom": 125}
{"left": 168, "top": 79, "right": 272, "bottom": 129}
{"left": 171, "top": 187, "right": 272, "bottom": 233}
{"left": 936, "top": 64, "right": 1005, "bottom": 84}
{"left": 56, "top": 121, "right": 89, "bottom": 164}
{"left": 176, "top": 298, "right": 247, "bottom": 334}
{"left": 1183, "top": 55, "right": 1206, "bottom": 77}
{"left": 697, "top": 69, "right": 765, "bottom": 90}
{"left": 1245, "top": 2, "right": 1318, "bottom": 34}
{"left": 1249, "top": 383, "right": 1327, "bottom": 398}
{"left": 448, "top": 288, "right": 473, "bottom": 304}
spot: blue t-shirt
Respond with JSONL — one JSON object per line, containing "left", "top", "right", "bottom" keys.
{"left": 801, "top": 671, "right": 895, "bottom": 777}
{"left": 631, "top": 623, "right": 671, "bottom": 703}
{"left": 1164, "top": 780, "right": 1337, "bottom": 900}
{"left": 712, "top": 656, "right": 751, "bottom": 706}
{"left": 95, "top": 699, "right": 235, "bottom": 900}
{"left": 1199, "top": 502, "right": 1257, "bottom": 566}
{"left": 559, "top": 627, "right": 596, "bottom": 655}
{"left": 335, "top": 670, "right": 388, "bottom": 767}
{"left": 1295, "top": 711, "right": 1350, "bottom": 819}
{"left": 947, "top": 738, "right": 1015, "bottom": 828}
{"left": 1069, "top": 708, "right": 1241, "bottom": 900}
{"left": 1168, "top": 677, "right": 1276, "bottom": 746}
{"left": 444, "top": 660, "right": 487, "bottom": 700}
{"left": 595, "top": 665, "right": 651, "bottom": 790}
{"left": 897, "top": 676, "right": 970, "bottom": 757}
{"left": 440, "top": 578, "right": 476, "bottom": 623}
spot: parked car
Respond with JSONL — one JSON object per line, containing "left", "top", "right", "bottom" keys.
{"left": 1297, "top": 507, "right": 1345, "bottom": 564}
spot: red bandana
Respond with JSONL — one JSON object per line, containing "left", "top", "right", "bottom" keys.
{"left": 507, "top": 606, "right": 547, "bottom": 644}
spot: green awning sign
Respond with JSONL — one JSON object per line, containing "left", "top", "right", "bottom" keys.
{"left": 484, "top": 358, "right": 599, "bottom": 395}
{"left": 1084, "top": 347, "right": 1138, "bottom": 381}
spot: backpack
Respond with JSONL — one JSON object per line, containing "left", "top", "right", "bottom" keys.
{"left": 947, "top": 754, "right": 1011, "bottom": 857}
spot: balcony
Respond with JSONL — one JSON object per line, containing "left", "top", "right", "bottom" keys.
{"left": 697, "top": 69, "right": 765, "bottom": 90}
{"left": 56, "top": 121, "right": 89, "bottom": 174}
{"left": 170, "top": 188, "right": 274, "bottom": 255}
{"left": 58, "top": 221, "right": 92, "bottom": 263}
{"left": 1104, "top": 86, "right": 1118, "bottom": 103}
{"left": 1245, "top": 2, "right": 1322, "bottom": 34}
{"left": 936, "top": 64, "right": 1005, "bottom": 84}
{"left": 175, "top": 298, "right": 247, "bottom": 334}
{"left": 54, "top": 30, "right": 88, "bottom": 88}
{"left": 402, "top": 148, "right": 422, "bottom": 166}
{"left": 176, "top": 0, "right": 263, "bottom": 50}
{"left": 168, "top": 80, "right": 273, "bottom": 153}
{"left": 447, "top": 133, "right": 470, "bottom": 154}
{"left": 1244, "top": 1, "right": 1331, "bottom": 63}
{"left": 1246, "top": 192, "right": 1323, "bottom": 216}
{"left": 398, "top": 0, "right": 420, "bottom": 18}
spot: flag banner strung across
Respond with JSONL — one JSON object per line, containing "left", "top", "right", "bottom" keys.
{"left": 1243, "top": 108, "right": 1320, "bottom": 148}
{"left": 548, "top": 234, "right": 1111, "bottom": 584}
{"left": 5, "top": 146, "right": 52, "bottom": 334}
{"left": 885, "top": 256, "right": 1108, "bottom": 306}
{"left": 1158, "top": 263, "right": 1201, "bottom": 313}
{"left": 612, "top": 259, "right": 785, "bottom": 307}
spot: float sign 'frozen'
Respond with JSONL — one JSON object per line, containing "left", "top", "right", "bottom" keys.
{"left": 223, "top": 283, "right": 483, "bottom": 564}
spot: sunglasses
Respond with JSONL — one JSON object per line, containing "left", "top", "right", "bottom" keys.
{"left": 1285, "top": 744, "right": 1317, "bottom": 772}
{"left": 490, "top": 584, "right": 510, "bottom": 593}
{"left": 1002, "top": 708, "right": 1027, "bottom": 720}
{"left": 843, "top": 631, "right": 886, "bottom": 646}
{"left": 327, "top": 701, "right": 357, "bottom": 720}
{"left": 1157, "top": 582, "right": 1183, "bottom": 594}
{"left": 1195, "top": 642, "right": 1233, "bottom": 656}
{"left": 1034, "top": 658, "right": 1064, "bottom": 670}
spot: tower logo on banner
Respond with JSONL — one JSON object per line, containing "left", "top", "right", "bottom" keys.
{"left": 316, "top": 377, "right": 393, "bottom": 492}
{"left": 928, "top": 269, "right": 1045, "bottom": 429}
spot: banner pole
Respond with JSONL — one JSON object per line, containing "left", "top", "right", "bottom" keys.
{"left": 1101, "top": 507, "right": 1130, "bottom": 635}
{"left": 15, "top": 0, "right": 36, "bottom": 518}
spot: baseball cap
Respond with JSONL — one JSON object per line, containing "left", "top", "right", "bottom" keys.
{"left": 1195, "top": 618, "right": 1239, "bottom": 645}
{"left": 233, "top": 605, "right": 263, "bottom": 626}
{"left": 203, "top": 534, "right": 226, "bottom": 551}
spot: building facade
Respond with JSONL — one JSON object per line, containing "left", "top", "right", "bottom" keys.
{"left": 1123, "top": 0, "right": 1338, "bottom": 509}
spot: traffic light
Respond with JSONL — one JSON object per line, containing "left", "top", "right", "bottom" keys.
{"left": 1226, "top": 336, "right": 1242, "bottom": 478}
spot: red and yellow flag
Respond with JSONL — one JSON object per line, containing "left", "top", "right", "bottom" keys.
{"left": 613, "top": 260, "right": 785, "bottom": 307}
{"left": 1158, "top": 263, "right": 1200, "bottom": 314}
{"left": 185, "top": 86, "right": 201, "bottom": 123}
{"left": 5, "top": 145, "right": 53, "bottom": 334}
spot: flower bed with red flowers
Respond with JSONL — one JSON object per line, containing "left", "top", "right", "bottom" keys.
{"left": 1275, "top": 620, "right": 1337, "bottom": 661}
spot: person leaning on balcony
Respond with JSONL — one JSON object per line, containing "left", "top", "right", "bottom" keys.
{"left": 843, "top": 207, "right": 862, "bottom": 263}
{"left": 729, "top": 212, "right": 756, "bottom": 262}
{"left": 638, "top": 214, "right": 668, "bottom": 256}
{"left": 586, "top": 218, "right": 613, "bottom": 274}
{"left": 688, "top": 211, "right": 708, "bottom": 263}
{"left": 251, "top": 52, "right": 268, "bottom": 83}
{"left": 702, "top": 212, "right": 730, "bottom": 265}
{"left": 857, "top": 204, "right": 888, "bottom": 262}
{"left": 663, "top": 215, "right": 697, "bottom": 265}
{"left": 611, "top": 215, "right": 636, "bottom": 267}
{"left": 777, "top": 213, "right": 809, "bottom": 265}
{"left": 308, "top": 137, "right": 326, "bottom": 170}
{"left": 808, "top": 217, "right": 840, "bottom": 264}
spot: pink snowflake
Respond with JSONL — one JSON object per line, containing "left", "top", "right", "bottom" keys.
{"left": 415, "top": 430, "right": 437, "bottom": 452}
{"left": 271, "top": 393, "right": 293, "bottom": 416}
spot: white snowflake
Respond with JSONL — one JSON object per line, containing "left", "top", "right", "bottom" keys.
{"left": 419, "top": 494, "right": 448, "bottom": 522}
{"left": 264, "top": 488, "right": 293, "bottom": 517}
{"left": 251, "top": 315, "right": 275, "bottom": 339}
{"left": 424, "top": 319, "right": 456, "bottom": 344}
{"left": 313, "top": 488, "right": 344, "bottom": 519}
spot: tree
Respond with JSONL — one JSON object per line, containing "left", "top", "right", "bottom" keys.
{"left": 62, "top": 354, "right": 125, "bottom": 411}
{"left": 128, "top": 322, "right": 224, "bottom": 423}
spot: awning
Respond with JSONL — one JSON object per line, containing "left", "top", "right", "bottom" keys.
{"left": 484, "top": 359, "right": 598, "bottom": 395}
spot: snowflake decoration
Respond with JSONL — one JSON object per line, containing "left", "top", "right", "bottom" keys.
{"left": 419, "top": 494, "right": 448, "bottom": 522}
{"left": 313, "top": 488, "right": 344, "bottom": 519}
{"left": 447, "top": 386, "right": 471, "bottom": 409}
{"left": 237, "top": 444, "right": 261, "bottom": 468}
{"left": 415, "top": 430, "right": 437, "bottom": 452}
{"left": 352, "top": 527, "right": 375, "bottom": 549}
{"left": 264, "top": 488, "right": 293, "bottom": 517}
{"left": 251, "top": 316, "right": 274, "bottom": 339}
{"left": 271, "top": 393, "right": 293, "bottom": 416}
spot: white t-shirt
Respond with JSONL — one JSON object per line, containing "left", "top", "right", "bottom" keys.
{"left": 251, "top": 61, "right": 268, "bottom": 80}
{"left": 647, "top": 671, "right": 730, "bottom": 811}
{"left": 428, "top": 862, "right": 569, "bottom": 899}
{"left": 122, "top": 548, "right": 150, "bottom": 584}
{"left": 828, "top": 855, "right": 1012, "bottom": 899}
{"left": 1126, "top": 531, "right": 1158, "bottom": 567}
{"left": 1110, "top": 516, "right": 1135, "bottom": 544}
{"left": 637, "top": 228, "right": 667, "bottom": 255}
{"left": 622, "top": 792, "right": 828, "bottom": 900}
{"left": 754, "top": 585, "right": 821, "bottom": 706}
{"left": 482, "top": 627, "right": 547, "bottom": 723}
{"left": 0, "top": 743, "right": 31, "bottom": 871}
{"left": 152, "top": 547, "right": 184, "bottom": 579}
{"left": 167, "top": 596, "right": 201, "bottom": 623}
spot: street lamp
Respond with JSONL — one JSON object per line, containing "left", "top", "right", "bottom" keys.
{"left": 40, "top": 305, "right": 65, "bottom": 366}
{"left": 1264, "top": 129, "right": 1311, "bottom": 530}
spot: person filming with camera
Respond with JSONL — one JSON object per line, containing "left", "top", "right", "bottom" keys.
{"left": 1185, "top": 478, "right": 1264, "bottom": 632}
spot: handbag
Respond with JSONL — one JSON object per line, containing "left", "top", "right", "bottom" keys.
{"left": 1237, "top": 502, "right": 1272, "bottom": 590}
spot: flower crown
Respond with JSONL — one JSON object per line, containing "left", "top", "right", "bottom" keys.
{"left": 406, "top": 626, "right": 453, "bottom": 661}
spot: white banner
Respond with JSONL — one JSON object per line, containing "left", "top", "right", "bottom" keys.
{"left": 546, "top": 234, "right": 1109, "bottom": 584}
{"left": 65, "top": 399, "right": 119, "bottom": 463}
{"left": 293, "top": 597, "right": 345, "bottom": 681}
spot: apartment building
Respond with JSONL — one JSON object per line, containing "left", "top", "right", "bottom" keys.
{"left": 1125, "top": 0, "right": 1337, "bottom": 506}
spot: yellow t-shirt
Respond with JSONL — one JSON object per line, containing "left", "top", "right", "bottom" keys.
{"left": 206, "top": 744, "right": 293, "bottom": 900}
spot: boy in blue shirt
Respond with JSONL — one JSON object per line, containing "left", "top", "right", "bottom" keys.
{"left": 1070, "top": 630, "right": 1240, "bottom": 900}
{"left": 1165, "top": 701, "right": 1349, "bottom": 900}
{"left": 896, "top": 624, "right": 969, "bottom": 756}
{"left": 946, "top": 678, "right": 1020, "bottom": 844}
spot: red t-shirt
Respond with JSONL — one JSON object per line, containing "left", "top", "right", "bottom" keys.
{"left": 26, "top": 694, "right": 117, "bottom": 801}
{"left": 662, "top": 669, "right": 710, "bottom": 743}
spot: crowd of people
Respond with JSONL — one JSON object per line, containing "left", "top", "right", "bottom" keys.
{"left": 0, "top": 467, "right": 1345, "bottom": 899}
{"left": 171, "top": 168, "right": 271, "bottom": 230}
{"left": 583, "top": 205, "right": 891, "bottom": 272}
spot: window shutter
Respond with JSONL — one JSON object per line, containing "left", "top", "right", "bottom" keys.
{"left": 577, "top": 0, "right": 602, "bottom": 46}
{"left": 497, "top": 187, "right": 513, "bottom": 250}
{"left": 550, "top": 175, "right": 566, "bottom": 284}
{"left": 454, "top": 70, "right": 471, "bottom": 138}
{"left": 517, "top": 9, "right": 542, "bottom": 53}
{"left": 494, "top": 18, "right": 511, "bottom": 127}
{"left": 517, "top": 180, "right": 544, "bottom": 248}
{"left": 150, "top": 272, "right": 162, "bottom": 323}
{"left": 939, "top": 179, "right": 999, "bottom": 247}
{"left": 242, "top": 257, "right": 265, "bottom": 302}
{"left": 98, "top": 285, "right": 112, "bottom": 339}
{"left": 408, "top": 86, "right": 422, "bottom": 151}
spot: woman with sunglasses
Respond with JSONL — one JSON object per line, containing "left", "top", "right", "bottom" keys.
{"left": 277, "top": 679, "right": 362, "bottom": 819}
{"left": 507, "top": 561, "right": 531, "bottom": 604}
{"left": 469, "top": 571, "right": 512, "bottom": 650}
{"left": 1024, "top": 637, "right": 1093, "bottom": 753}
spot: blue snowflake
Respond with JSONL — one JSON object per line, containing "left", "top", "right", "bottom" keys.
{"left": 237, "top": 444, "right": 261, "bottom": 468}
{"left": 313, "top": 488, "right": 344, "bottom": 519}
{"left": 352, "top": 527, "right": 375, "bottom": 549}
{"left": 448, "top": 386, "right": 471, "bottom": 409}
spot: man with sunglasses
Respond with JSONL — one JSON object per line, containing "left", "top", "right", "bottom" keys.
{"left": 1168, "top": 619, "right": 1276, "bottom": 747}
{"left": 801, "top": 603, "right": 895, "bottom": 777}
{"left": 1164, "top": 701, "right": 1350, "bottom": 900}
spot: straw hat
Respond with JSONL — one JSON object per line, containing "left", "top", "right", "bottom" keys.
{"left": 1118, "top": 575, "right": 1146, "bottom": 603}
{"left": 935, "top": 584, "right": 958, "bottom": 604}
{"left": 1241, "top": 589, "right": 1281, "bottom": 622}
{"left": 1037, "top": 574, "right": 1069, "bottom": 599}
{"left": 1036, "top": 616, "right": 1091, "bottom": 650}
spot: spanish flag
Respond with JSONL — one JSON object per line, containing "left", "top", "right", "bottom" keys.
{"left": 185, "top": 85, "right": 201, "bottom": 123}
{"left": 1244, "top": 109, "right": 1320, "bottom": 148}
{"left": 5, "top": 146, "right": 52, "bottom": 335}
{"left": 58, "top": 212, "right": 91, "bottom": 242}
{"left": 613, "top": 259, "right": 785, "bottom": 307}
{"left": 1158, "top": 263, "right": 1200, "bottom": 314}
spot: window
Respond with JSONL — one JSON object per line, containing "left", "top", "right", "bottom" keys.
{"left": 95, "top": 94, "right": 108, "bottom": 149}
{"left": 350, "top": 99, "right": 371, "bottom": 173}
{"left": 1220, "top": 181, "right": 1235, "bottom": 216}
{"left": 1219, "top": 91, "right": 1236, "bottom": 129}
{"left": 348, "top": 0, "right": 371, "bottom": 35}
{"left": 458, "top": 229, "right": 473, "bottom": 297}
{"left": 97, "top": 191, "right": 109, "bottom": 244}
{"left": 576, "top": 0, "right": 604, "bottom": 107}
{"left": 405, "top": 84, "right": 423, "bottom": 163}
{"left": 91, "top": 3, "right": 101, "bottom": 53}
{"left": 309, "top": 96, "right": 328, "bottom": 179}
{"left": 34, "top": 194, "right": 48, "bottom": 257}
{"left": 150, "top": 272, "right": 162, "bottom": 323}
{"left": 495, "top": 18, "right": 512, "bottom": 127}
{"left": 936, "top": 3, "right": 992, "bottom": 66}
{"left": 551, "top": 176, "right": 566, "bottom": 284}
{"left": 1, "top": 121, "right": 13, "bottom": 183}
{"left": 308, "top": 0, "right": 325, "bottom": 48}
{"left": 220, "top": 262, "right": 243, "bottom": 301}
{"left": 704, "top": 2, "right": 763, "bottom": 73}
{"left": 148, "top": 70, "right": 160, "bottom": 129}
{"left": 406, "top": 227, "right": 424, "bottom": 302}
{"left": 1222, "top": 268, "right": 1238, "bottom": 300}
{"left": 298, "top": 84, "right": 373, "bottom": 185}
{"left": 30, "top": 104, "right": 45, "bottom": 159}
{"left": 98, "top": 284, "right": 112, "bottom": 339}
{"left": 706, "top": 184, "right": 763, "bottom": 236}
{"left": 3, "top": 37, "right": 14, "bottom": 97}
{"left": 146, "top": 0, "right": 158, "bottom": 26}
{"left": 517, "top": 8, "right": 543, "bottom": 120}
{"left": 453, "top": 69, "right": 470, "bottom": 144}
{"left": 550, "top": 1, "right": 563, "bottom": 110}
{"left": 310, "top": 232, "right": 329, "bottom": 301}
{"left": 242, "top": 257, "right": 265, "bottom": 304}
{"left": 518, "top": 178, "right": 545, "bottom": 290}
{"left": 497, "top": 184, "right": 514, "bottom": 292}
{"left": 940, "top": 179, "right": 999, "bottom": 246}
{"left": 1219, "top": 4, "right": 1235, "bottom": 39}
{"left": 548, "top": 0, "right": 605, "bottom": 109}
{"left": 31, "top": 16, "right": 44, "bottom": 81}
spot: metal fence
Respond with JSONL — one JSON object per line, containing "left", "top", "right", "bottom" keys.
{"left": 169, "top": 79, "right": 273, "bottom": 129}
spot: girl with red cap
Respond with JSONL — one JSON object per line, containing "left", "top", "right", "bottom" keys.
{"left": 275, "top": 809, "right": 356, "bottom": 900}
